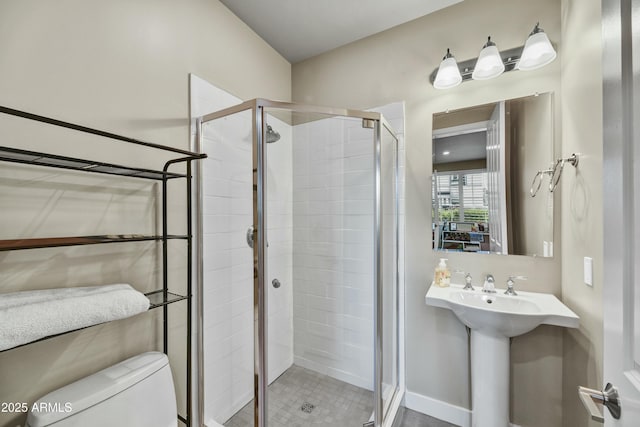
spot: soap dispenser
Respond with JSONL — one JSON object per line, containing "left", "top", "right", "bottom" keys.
{"left": 434, "top": 258, "right": 451, "bottom": 287}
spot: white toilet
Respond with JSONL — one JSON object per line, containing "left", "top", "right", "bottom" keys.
{"left": 26, "top": 352, "right": 177, "bottom": 427}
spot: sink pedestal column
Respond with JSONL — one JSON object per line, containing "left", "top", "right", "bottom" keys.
{"left": 470, "top": 330, "right": 510, "bottom": 427}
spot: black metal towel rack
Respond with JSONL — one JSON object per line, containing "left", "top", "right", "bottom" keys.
{"left": 0, "top": 105, "right": 206, "bottom": 427}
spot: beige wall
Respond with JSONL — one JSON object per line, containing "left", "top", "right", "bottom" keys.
{"left": 292, "top": 0, "right": 595, "bottom": 426}
{"left": 559, "top": 0, "right": 603, "bottom": 426}
{"left": 0, "top": 1, "right": 290, "bottom": 426}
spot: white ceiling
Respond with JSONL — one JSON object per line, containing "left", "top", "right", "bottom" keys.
{"left": 220, "top": 0, "right": 462, "bottom": 63}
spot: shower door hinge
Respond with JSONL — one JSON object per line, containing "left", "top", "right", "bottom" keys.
{"left": 362, "top": 119, "right": 375, "bottom": 129}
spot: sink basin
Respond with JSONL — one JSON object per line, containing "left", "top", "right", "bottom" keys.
{"left": 425, "top": 282, "right": 579, "bottom": 427}
{"left": 425, "top": 283, "right": 579, "bottom": 337}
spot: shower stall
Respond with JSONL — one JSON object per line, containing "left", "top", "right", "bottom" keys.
{"left": 192, "top": 94, "right": 402, "bottom": 427}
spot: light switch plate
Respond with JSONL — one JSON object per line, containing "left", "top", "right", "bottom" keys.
{"left": 584, "top": 257, "right": 593, "bottom": 286}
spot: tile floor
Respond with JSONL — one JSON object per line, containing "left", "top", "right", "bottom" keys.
{"left": 223, "top": 364, "right": 456, "bottom": 427}
{"left": 224, "top": 365, "right": 372, "bottom": 427}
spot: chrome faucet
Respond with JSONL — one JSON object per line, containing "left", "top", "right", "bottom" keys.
{"left": 482, "top": 274, "right": 496, "bottom": 293}
{"left": 454, "top": 270, "right": 475, "bottom": 291}
{"left": 504, "top": 275, "right": 527, "bottom": 296}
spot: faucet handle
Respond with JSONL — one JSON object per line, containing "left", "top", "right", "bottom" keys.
{"left": 505, "top": 275, "right": 527, "bottom": 295}
{"left": 454, "top": 270, "right": 474, "bottom": 290}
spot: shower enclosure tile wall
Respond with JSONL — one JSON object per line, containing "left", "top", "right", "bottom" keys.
{"left": 290, "top": 103, "right": 405, "bottom": 394}
{"left": 292, "top": 117, "right": 375, "bottom": 390}
{"left": 201, "top": 111, "right": 255, "bottom": 425}
{"left": 264, "top": 117, "right": 294, "bottom": 385}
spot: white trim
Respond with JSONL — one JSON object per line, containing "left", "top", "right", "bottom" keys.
{"left": 404, "top": 391, "right": 522, "bottom": 427}
{"left": 432, "top": 121, "right": 490, "bottom": 139}
{"left": 404, "top": 391, "right": 471, "bottom": 427}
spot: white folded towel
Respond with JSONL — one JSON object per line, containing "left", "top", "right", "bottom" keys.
{"left": 0, "top": 284, "right": 150, "bottom": 351}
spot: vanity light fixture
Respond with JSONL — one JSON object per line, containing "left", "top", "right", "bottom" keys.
{"left": 472, "top": 37, "right": 505, "bottom": 80}
{"left": 430, "top": 22, "right": 556, "bottom": 88}
{"left": 433, "top": 48, "right": 463, "bottom": 89}
{"left": 517, "top": 23, "right": 557, "bottom": 71}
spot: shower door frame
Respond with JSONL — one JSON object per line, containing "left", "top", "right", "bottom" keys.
{"left": 376, "top": 118, "right": 402, "bottom": 426}
{"left": 196, "top": 98, "right": 402, "bottom": 427}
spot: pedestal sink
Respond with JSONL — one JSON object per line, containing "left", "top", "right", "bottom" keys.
{"left": 425, "top": 283, "right": 579, "bottom": 427}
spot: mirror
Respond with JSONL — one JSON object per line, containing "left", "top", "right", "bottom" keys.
{"left": 431, "top": 92, "right": 554, "bottom": 257}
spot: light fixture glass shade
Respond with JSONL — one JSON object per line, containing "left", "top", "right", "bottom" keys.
{"left": 434, "top": 52, "right": 462, "bottom": 89}
{"left": 518, "top": 27, "right": 557, "bottom": 70}
{"left": 472, "top": 38, "right": 505, "bottom": 80}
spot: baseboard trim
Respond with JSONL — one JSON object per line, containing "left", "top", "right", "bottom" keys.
{"left": 404, "top": 391, "right": 471, "bottom": 427}
{"left": 404, "top": 392, "right": 521, "bottom": 427}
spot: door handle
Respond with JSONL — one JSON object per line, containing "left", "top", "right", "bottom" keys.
{"left": 578, "top": 383, "right": 621, "bottom": 422}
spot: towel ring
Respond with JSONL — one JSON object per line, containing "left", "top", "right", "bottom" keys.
{"left": 549, "top": 153, "right": 579, "bottom": 193}
{"left": 530, "top": 168, "right": 553, "bottom": 197}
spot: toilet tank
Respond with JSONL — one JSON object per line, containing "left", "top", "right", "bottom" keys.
{"left": 26, "top": 352, "right": 177, "bottom": 427}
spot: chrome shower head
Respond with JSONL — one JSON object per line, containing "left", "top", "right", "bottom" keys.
{"left": 266, "top": 124, "right": 280, "bottom": 143}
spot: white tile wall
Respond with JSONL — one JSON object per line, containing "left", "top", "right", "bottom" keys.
{"left": 265, "top": 115, "right": 294, "bottom": 385}
{"left": 201, "top": 108, "right": 256, "bottom": 424}
{"left": 292, "top": 116, "right": 376, "bottom": 390}
{"left": 292, "top": 104, "right": 405, "bottom": 392}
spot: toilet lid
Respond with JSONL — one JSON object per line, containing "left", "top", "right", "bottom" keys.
{"left": 26, "top": 352, "right": 168, "bottom": 427}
